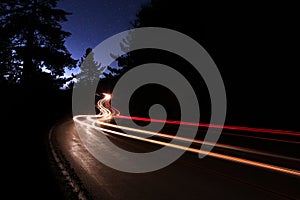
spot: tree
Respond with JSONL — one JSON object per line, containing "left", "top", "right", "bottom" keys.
{"left": 0, "top": 0, "right": 77, "bottom": 88}
{"left": 0, "top": 3, "right": 15, "bottom": 84}
{"left": 77, "top": 48, "right": 104, "bottom": 87}
{"left": 113, "top": 0, "right": 228, "bottom": 75}
{"left": 110, "top": 0, "right": 219, "bottom": 122}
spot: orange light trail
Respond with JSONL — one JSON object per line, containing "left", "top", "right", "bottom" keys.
{"left": 73, "top": 93, "right": 300, "bottom": 178}
{"left": 115, "top": 115, "right": 300, "bottom": 137}
{"left": 87, "top": 117, "right": 300, "bottom": 162}
{"left": 74, "top": 116, "right": 300, "bottom": 177}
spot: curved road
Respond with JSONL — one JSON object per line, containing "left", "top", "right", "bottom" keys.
{"left": 50, "top": 94, "right": 300, "bottom": 199}
{"left": 51, "top": 124, "right": 300, "bottom": 199}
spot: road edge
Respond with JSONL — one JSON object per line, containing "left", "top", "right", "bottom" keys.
{"left": 49, "top": 120, "right": 91, "bottom": 200}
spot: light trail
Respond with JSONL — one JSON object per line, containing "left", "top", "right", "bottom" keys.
{"left": 74, "top": 116, "right": 300, "bottom": 177}
{"left": 87, "top": 116, "right": 300, "bottom": 162}
{"left": 115, "top": 115, "right": 300, "bottom": 144}
{"left": 73, "top": 93, "right": 300, "bottom": 177}
{"left": 223, "top": 132, "right": 300, "bottom": 144}
{"left": 115, "top": 115, "right": 300, "bottom": 137}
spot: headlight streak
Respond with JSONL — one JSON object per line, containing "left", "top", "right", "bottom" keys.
{"left": 86, "top": 116, "right": 300, "bottom": 162}
{"left": 113, "top": 116, "right": 300, "bottom": 145}
{"left": 73, "top": 94, "right": 300, "bottom": 177}
{"left": 115, "top": 115, "right": 300, "bottom": 137}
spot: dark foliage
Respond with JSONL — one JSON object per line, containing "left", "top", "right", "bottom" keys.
{"left": 76, "top": 48, "right": 105, "bottom": 87}
{"left": 0, "top": 0, "right": 77, "bottom": 88}
{"left": 113, "top": 0, "right": 299, "bottom": 130}
{"left": 0, "top": 1, "right": 76, "bottom": 199}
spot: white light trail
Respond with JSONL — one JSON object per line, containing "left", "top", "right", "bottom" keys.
{"left": 73, "top": 93, "right": 300, "bottom": 177}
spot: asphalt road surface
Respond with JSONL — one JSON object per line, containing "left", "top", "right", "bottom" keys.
{"left": 50, "top": 119, "right": 300, "bottom": 200}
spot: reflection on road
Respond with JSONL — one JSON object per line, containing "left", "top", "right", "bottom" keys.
{"left": 73, "top": 93, "right": 300, "bottom": 177}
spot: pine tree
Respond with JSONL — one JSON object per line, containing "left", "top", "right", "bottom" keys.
{"left": 0, "top": 2, "right": 16, "bottom": 84}
{"left": 77, "top": 48, "right": 104, "bottom": 87}
{"left": 0, "top": 0, "right": 77, "bottom": 87}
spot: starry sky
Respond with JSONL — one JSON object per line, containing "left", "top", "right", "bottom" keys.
{"left": 57, "top": 0, "right": 150, "bottom": 75}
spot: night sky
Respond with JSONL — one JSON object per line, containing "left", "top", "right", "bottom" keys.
{"left": 57, "top": 0, "right": 149, "bottom": 75}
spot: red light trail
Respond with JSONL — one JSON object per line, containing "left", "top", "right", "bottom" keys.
{"left": 115, "top": 115, "right": 300, "bottom": 137}
{"left": 73, "top": 93, "right": 300, "bottom": 177}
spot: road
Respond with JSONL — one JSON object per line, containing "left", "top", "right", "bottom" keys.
{"left": 50, "top": 94, "right": 300, "bottom": 199}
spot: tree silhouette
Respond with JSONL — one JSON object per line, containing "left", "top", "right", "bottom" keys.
{"left": 105, "top": 35, "right": 135, "bottom": 78}
{"left": 77, "top": 48, "right": 104, "bottom": 87}
{"left": 114, "top": 0, "right": 299, "bottom": 128}
{"left": 0, "top": 3, "right": 17, "bottom": 84}
{"left": 109, "top": 0, "right": 224, "bottom": 122}
{"left": 0, "top": 0, "right": 76, "bottom": 88}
